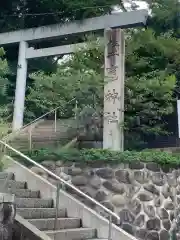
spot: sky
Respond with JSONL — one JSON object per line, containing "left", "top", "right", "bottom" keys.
{"left": 114, "top": 1, "right": 149, "bottom": 11}
{"left": 125, "top": 1, "right": 149, "bottom": 9}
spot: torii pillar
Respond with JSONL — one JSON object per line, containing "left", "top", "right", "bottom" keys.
{"left": 103, "top": 29, "right": 125, "bottom": 151}
{"left": 13, "top": 41, "right": 28, "bottom": 130}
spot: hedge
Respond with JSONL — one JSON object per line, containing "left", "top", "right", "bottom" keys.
{"left": 11, "top": 147, "right": 180, "bottom": 167}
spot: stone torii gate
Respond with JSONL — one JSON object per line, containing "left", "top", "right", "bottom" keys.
{"left": 0, "top": 10, "right": 148, "bottom": 151}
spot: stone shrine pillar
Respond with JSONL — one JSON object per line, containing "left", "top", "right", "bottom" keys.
{"left": 103, "top": 29, "right": 125, "bottom": 151}
{"left": 0, "top": 193, "right": 16, "bottom": 240}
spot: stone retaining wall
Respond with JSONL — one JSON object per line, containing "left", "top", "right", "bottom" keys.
{"left": 31, "top": 161, "right": 180, "bottom": 240}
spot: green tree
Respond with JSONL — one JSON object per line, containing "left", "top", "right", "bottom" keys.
{"left": 0, "top": 48, "right": 11, "bottom": 120}
{"left": 0, "top": 0, "right": 123, "bottom": 32}
{"left": 26, "top": 28, "right": 178, "bottom": 149}
{"left": 25, "top": 39, "right": 104, "bottom": 121}
{"left": 0, "top": 0, "right": 124, "bottom": 124}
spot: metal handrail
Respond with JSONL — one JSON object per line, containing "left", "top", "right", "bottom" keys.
{"left": 2, "top": 98, "right": 76, "bottom": 142}
{"left": 0, "top": 140, "right": 120, "bottom": 223}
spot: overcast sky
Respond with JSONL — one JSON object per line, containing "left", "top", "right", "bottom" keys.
{"left": 125, "top": 1, "right": 149, "bottom": 9}
{"left": 115, "top": 1, "right": 149, "bottom": 11}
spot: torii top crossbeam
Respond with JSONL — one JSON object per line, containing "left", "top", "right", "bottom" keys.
{"left": 0, "top": 10, "right": 148, "bottom": 45}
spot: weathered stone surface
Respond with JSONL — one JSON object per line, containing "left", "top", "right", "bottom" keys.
{"left": 96, "top": 168, "right": 114, "bottom": 179}
{"left": 134, "top": 214, "right": 145, "bottom": 227}
{"left": 146, "top": 231, "right": 159, "bottom": 240}
{"left": 122, "top": 223, "right": 134, "bottom": 235}
{"left": 159, "top": 230, "right": 169, "bottom": 240}
{"left": 103, "top": 180, "right": 125, "bottom": 194}
{"left": 78, "top": 186, "right": 96, "bottom": 198}
{"left": 144, "top": 184, "right": 159, "bottom": 196}
{"left": 64, "top": 167, "right": 82, "bottom": 176}
{"left": 127, "top": 198, "right": 141, "bottom": 215}
{"left": 146, "top": 162, "right": 160, "bottom": 172}
{"left": 54, "top": 167, "right": 61, "bottom": 175}
{"left": 144, "top": 205, "right": 156, "bottom": 218}
{"left": 126, "top": 185, "right": 141, "bottom": 198}
{"left": 138, "top": 192, "right": 153, "bottom": 202}
{"left": 177, "top": 233, "right": 180, "bottom": 240}
{"left": 74, "top": 162, "right": 87, "bottom": 168}
{"left": 71, "top": 176, "right": 88, "bottom": 186}
{"left": 170, "top": 211, "right": 174, "bottom": 221}
{"left": 146, "top": 218, "right": 161, "bottom": 231}
{"left": 102, "top": 201, "right": 114, "bottom": 212}
{"left": 115, "top": 170, "right": 132, "bottom": 184}
{"left": 111, "top": 195, "right": 126, "bottom": 207}
{"left": 43, "top": 161, "right": 180, "bottom": 237}
{"left": 84, "top": 169, "right": 94, "bottom": 177}
{"left": 162, "top": 184, "right": 171, "bottom": 198}
{"left": 63, "top": 161, "right": 74, "bottom": 167}
{"left": 162, "top": 219, "right": 171, "bottom": 231}
{"left": 95, "top": 191, "right": 107, "bottom": 202}
{"left": 119, "top": 209, "right": 135, "bottom": 223}
{"left": 166, "top": 174, "right": 178, "bottom": 187}
{"left": 136, "top": 229, "right": 148, "bottom": 240}
{"left": 164, "top": 199, "right": 174, "bottom": 210}
{"left": 58, "top": 171, "right": 70, "bottom": 181}
{"left": 56, "top": 160, "right": 63, "bottom": 167}
{"left": 129, "top": 162, "right": 144, "bottom": 170}
{"left": 176, "top": 185, "right": 180, "bottom": 195}
{"left": 161, "top": 165, "right": 171, "bottom": 173}
{"left": 173, "top": 169, "right": 180, "bottom": 178}
{"left": 41, "top": 160, "right": 55, "bottom": 170}
{"left": 134, "top": 171, "right": 149, "bottom": 184}
{"left": 152, "top": 173, "right": 165, "bottom": 186}
{"left": 154, "top": 196, "right": 163, "bottom": 207}
{"left": 89, "top": 176, "right": 101, "bottom": 189}
{"left": 54, "top": 168, "right": 70, "bottom": 180}
{"left": 177, "top": 196, "right": 180, "bottom": 204}
{"left": 157, "top": 208, "right": 169, "bottom": 219}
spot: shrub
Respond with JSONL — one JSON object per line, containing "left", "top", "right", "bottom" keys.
{"left": 12, "top": 147, "right": 180, "bottom": 168}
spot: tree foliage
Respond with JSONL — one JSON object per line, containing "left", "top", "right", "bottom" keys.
{"left": 0, "top": 48, "right": 11, "bottom": 121}
{"left": 0, "top": 0, "right": 122, "bottom": 32}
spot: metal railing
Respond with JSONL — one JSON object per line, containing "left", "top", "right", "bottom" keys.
{"left": 2, "top": 98, "right": 77, "bottom": 150}
{"left": 0, "top": 140, "right": 120, "bottom": 240}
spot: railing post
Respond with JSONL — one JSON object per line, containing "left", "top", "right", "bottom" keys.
{"left": 4, "top": 140, "right": 7, "bottom": 155}
{"left": 54, "top": 110, "right": 57, "bottom": 133}
{"left": 108, "top": 214, "right": 112, "bottom": 240}
{"left": 29, "top": 126, "right": 32, "bottom": 150}
{"left": 54, "top": 182, "right": 61, "bottom": 232}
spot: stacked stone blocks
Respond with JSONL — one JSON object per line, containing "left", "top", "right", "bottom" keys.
{"left": 32, "top": 160, "right": 180, "bottom": 240}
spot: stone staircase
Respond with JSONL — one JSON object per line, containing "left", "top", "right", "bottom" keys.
{"left": 0, "top": 171, "right": 103, "bottom": 240}
{"left": 7, "top": 119, "right": 76, "bottom": 150}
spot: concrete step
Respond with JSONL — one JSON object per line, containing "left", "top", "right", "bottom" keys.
{"left": 0, "top": 172, "right": 14, "bottom": 180}
{"left": 44, "top": 228, "right": 96, "bottom": 240}
{"left": 0, "top": 180, "right": 27, "bottom": 189}
{"left": 15, "top": 198, "right": 53, "bottom": 208}
{"left": 17, "top": 208, "right": 67, "bottom": 219}
{"left": 9, "top": 189, "right": 40, "bottom": 198}
{"left": 29, "top": 218, "right": 81, "bottom": 230}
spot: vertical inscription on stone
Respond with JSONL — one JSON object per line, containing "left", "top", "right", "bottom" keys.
{"left": 103, "top": 28, "right": 125, "bottom": 151}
